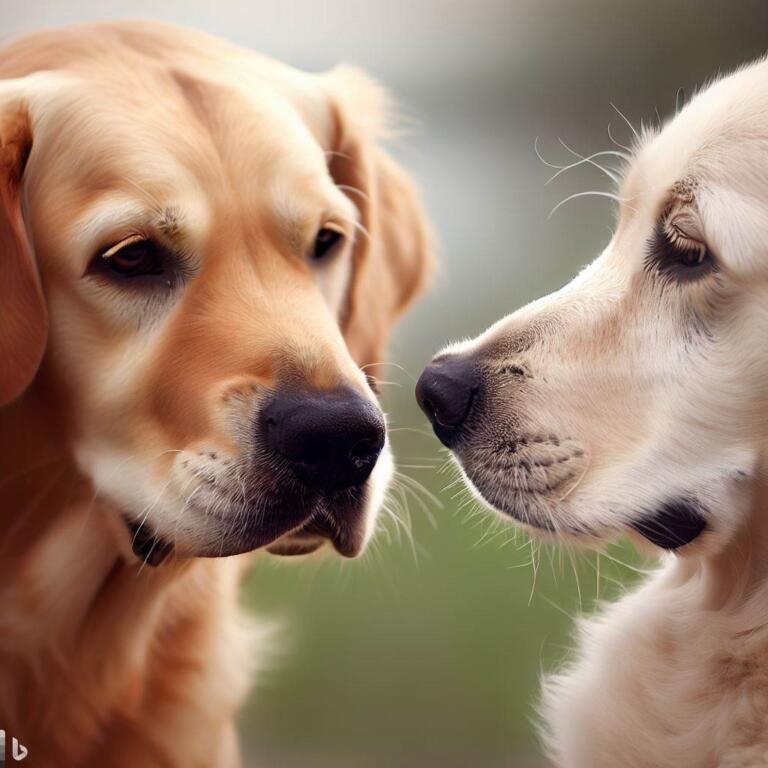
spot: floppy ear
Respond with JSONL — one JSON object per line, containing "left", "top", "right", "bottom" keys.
{"left": 0, "top": 85, "right": 47, "bottom": 406}
{"left": 323, "top": 67, "right": 434, "bottom": 375}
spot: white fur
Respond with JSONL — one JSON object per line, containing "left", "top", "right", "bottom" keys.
{"left": 442, "top": 57, "right": 768, "bottom": 766}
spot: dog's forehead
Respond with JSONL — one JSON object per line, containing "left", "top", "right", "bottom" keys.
{"left": 627, "top": 59, "right": 768, "bottom": 210}
{"left": 33, "top": 64, "right": 328, "bottom": 190}
{"left": 25, "top": 63, "right": 341, "bottom": 267}
{"left": 609, "top": 58, "right": 768, "bottom": 277}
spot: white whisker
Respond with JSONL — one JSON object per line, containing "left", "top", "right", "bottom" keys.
{"left": 552, "top": 140, "right": 625, "bottom": 185}
{"left": 548, "top": 190, "right": 635, "bottom": 220}
{"left": 609, "top": 102, "right": 641, "bottom": 143}
{"left": 606, "top": 121, "right": 633, "bottom": 154}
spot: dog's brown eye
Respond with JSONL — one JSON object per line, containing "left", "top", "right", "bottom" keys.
{"left": 313, "top": 227, "right": 343, "bottom": 261}
{"left": 102, "top": 236, "right": 163, "bottom": 277}
{"left": 675, "top": 239, "right": 709, "bottom": 268}
{"left": 647, "top": 222, "right": 715, "bottom": 283}
{"left": 86, "top": 234, "right": 193, "bottom": 294}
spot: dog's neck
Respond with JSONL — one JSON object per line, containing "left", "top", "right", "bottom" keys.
{"left": 665, "top": 466, "right": 768, "bottom": 617}
{"left": 0, "top": 379, "right": 132, "bottom": 587}
{"left": 0, "top": 384, "right": 249, "bottom": 765}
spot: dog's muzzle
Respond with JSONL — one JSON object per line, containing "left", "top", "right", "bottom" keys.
{"left": 124, "top": 386, "right": 386, "bottom": 566}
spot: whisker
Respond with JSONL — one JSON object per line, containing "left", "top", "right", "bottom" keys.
{"left": 607, "top": 122, "right": 633, "bottom": 154}
{"left": 610, "top": 102, "right": 641, "bottom": 143}
{"left": 534, "top": 135, "right": 565, "bottom": 170}
{"left": 553, "top": 140, "right": 625, "bottom": 185}
{"left": 336, "top": 183, "right": 371, "bottom": 203}
{"left": 360, "top": 361, "right": 409, "bottom": 373}
{"left": 324, "top": 149, "right": 352, "bottom": 162}
{"left": 675, "top": 86, "right": 686, "bottom": 114}
{"left": 338, "top": 215, "right": 371, "bottom": 243}
{"left": 548, "top": 190, "right": 636, "bottom": 220}
{"left": 119, "top": 176, "right": 165, "bottom": 216}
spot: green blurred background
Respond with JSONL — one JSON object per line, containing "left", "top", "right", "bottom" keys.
{"left": 4, "top": 1, "right": 768, "bottom": 765}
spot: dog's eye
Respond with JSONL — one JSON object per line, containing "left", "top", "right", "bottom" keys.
{"left": 647, "top": 221, "right": 716, "bottom": 282}
{"left": 678, "top": 244, "right": 708, "bottom": 268}
{"left": 86, "top": 234, "right": 190, "bottom": 290}
{"left": 101, "top": 236, "right": 164, "bottom": 277}
{"left": 312, "top": 227, "right": 344, "bottom": 261}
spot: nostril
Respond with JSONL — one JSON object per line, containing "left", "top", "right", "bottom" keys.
{"left": 350, "top": 436, "right": 381, "bottom": 462}
{"left": 415, "top": 356, "right": 480, "bottom": 447}
{"left": 261, "top": 387, "right": 385, "bottom": 491}
{"left": 420, "top": 397, "right": 437, "bottom": 423}
{"left": 429, "top": 385, "right": 477, "bottom": 429}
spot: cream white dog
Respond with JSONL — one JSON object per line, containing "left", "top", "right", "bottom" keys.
{"left": 417, "top": 57, "right": 768, "bottom": 768}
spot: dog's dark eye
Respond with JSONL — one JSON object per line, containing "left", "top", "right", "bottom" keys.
{"left": 101, "top": 236, "right": 164, "bottom": 277}
{"left": 647, "top": 221, "right": 716, "bottom": 282}
{"left": 312, "top": 227, "right": 343, "bottom": 261}
{"left": 86, "top": 235, "right": 186, "bottom": 288}
{"left": 675, "top": 238, "right": 709, "bottom": 269}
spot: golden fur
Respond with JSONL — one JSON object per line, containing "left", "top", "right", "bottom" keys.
{"left": 0, "top": 21, "right": 432, "bottom": 767}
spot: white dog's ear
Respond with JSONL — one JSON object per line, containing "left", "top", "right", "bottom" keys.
{"left": 0, "top": 77, "right": 49, "bottom": 406}
{"left": 321, "top": 66, "right": 435, "bottom": 374}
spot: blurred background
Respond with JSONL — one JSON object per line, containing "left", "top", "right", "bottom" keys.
{"left": 3, "top": 2, "right": 767, "bottom": 765}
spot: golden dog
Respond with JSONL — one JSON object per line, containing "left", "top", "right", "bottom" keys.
{"left": 0, "top": 20, "right": 431, "bottom": 767}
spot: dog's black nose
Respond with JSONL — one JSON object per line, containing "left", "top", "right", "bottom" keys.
{"left": 262, "top": 388, "right": 385, "bottom": 492}
{"left": 415, "top": 356, "right": 478, "bottom": 447}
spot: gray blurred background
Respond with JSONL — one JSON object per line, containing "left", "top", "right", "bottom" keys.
{"left": 3, "top": 2, "right": 767, "bottom": 765}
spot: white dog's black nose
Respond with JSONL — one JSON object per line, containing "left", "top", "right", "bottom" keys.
{"left": 416, "top": 356, "right": 478, "bottom": 447}
{"left": 262, "top": 388, "right": 385, "bottom": 492}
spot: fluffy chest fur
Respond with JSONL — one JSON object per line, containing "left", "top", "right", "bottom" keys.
{"left": 0, "top": 499, "right": 258, "bottom": 768}
{"left": 542, "top": 559, "right": 768, "bottom": 768}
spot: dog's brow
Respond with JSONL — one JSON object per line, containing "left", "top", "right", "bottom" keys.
{"left": 157, "top": 206, "right": 182, "bottom": 238}
{"left": 670, "top": 177, "right": 698, "bottom": 205}
{"left": 71, "top": 201, "right": 186, "bottom": 254}
{"left": 69, "top": 199, "right": 150, "bottom": 252}
{"left": 273, "top": 188, "right": 357, "bottom": 254}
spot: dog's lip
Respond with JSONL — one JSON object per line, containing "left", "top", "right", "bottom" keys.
{"left": 122, "top": 481, "right": 369, "bottom": 561}
{"left": 123, "top": 517, "right": 174, "bottom": 567}
{"left": 266, "top": 536, "right": 326, "bottom": 557}
{"left": 267, "top": 514, "right": 366, "bottom": 559}
{"left": 469, "top": 474, "right": 708, "bottom": 550}
{"left": 454, "top": 434, "right": 590, "bottom": 509}
{"left": 630, "top": 498, "right": 708, "bottom": 550}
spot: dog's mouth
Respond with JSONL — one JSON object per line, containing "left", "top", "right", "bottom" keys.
{"left": 456, "top": 435, "right": 709, "bottom": 551}
{"left": 124, "top": 517, "right": 175, "bottom": 567}
{"left": 266, "top": 513, "right": 367, "bottom": 558}
{"left": 455, "top": 433, "right": 590, "bottom": 518}
{"left": 498, "top": 497, "right": 709, "bottom": 551}
{"left": 630, "top": 498, "right": 708, "bottom": 550}
{"left": 266, "top": 536, "right": 326, "bottom": 557}
{"left": 121, "top": 484, "right": 370, "bottom": 565}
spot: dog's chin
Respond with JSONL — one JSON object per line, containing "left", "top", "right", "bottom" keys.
{"left": 467, "top": 486, "right": 573, "bottom": 538}
{"left": 462, "top": 465, "right": 709, "bottom": 553}
{"left": 458, "top": 466, "right": 569, "bottom": 536}
{"left": 122, "top": 486, "right": 372, "bottom": 565}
